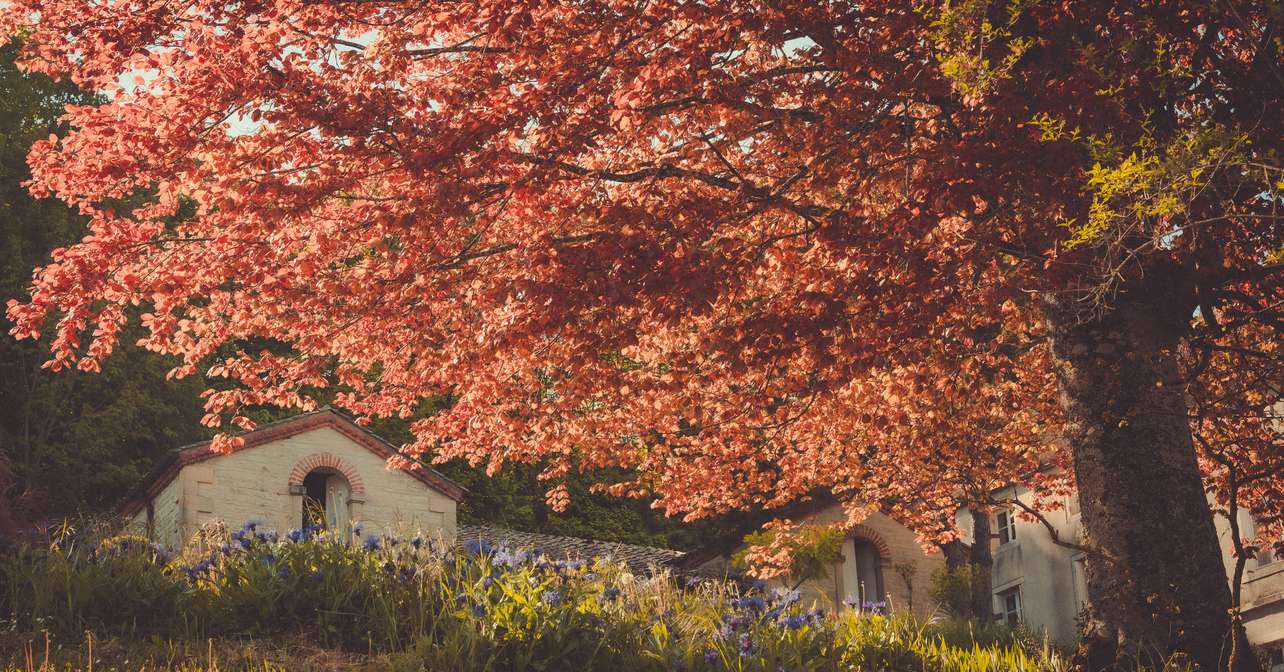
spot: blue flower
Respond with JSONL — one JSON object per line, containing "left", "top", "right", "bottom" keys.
{"left": 383, "top": 561, "right": 396, "bottom": 574}
{"left": 685, "top": 576, "right": 702, "bottom": 589}
{"left": 286, "top": 529, "right": 304, "bottom": 543}
{"left": 601, "top": 587, "right": 621, "bottom": 602}
{"left": 238, "top": 538, "right": 252, "bottom": 550}
{"left": 750, "top": 579, "right": 768, "bottom": 591}
{"left": 482, "top": 576, "right": 495, "bottom": 588}
{"left": 463, "top": 539, "right": 491, "bottom": 555}
{"left": 410, "top": 537, "right": 423, "bottom": 550}
{"left": 541, "top": 589, "right": 563, "bottom": 606}
{"left": 363, "top": 535, "right": 381, "bottom": 552}
{"left": 772, "top": 588, "right": 800, "bottom": 606}
{"left": 736, "top": 596, "right": 765, "bottom": 612}
{"left": 472, "top": 604, "right": 486, "bottom": 618}
{"left": 782, "top": 614, "right": 807, "bottom": 630}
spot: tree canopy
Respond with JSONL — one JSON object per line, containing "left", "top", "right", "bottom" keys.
{"left": 3, "top": 1, "right": 1282, "bottom": 665}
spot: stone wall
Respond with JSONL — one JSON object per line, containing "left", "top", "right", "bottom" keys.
{"left": 131, "top": 425, "right": 456, "bottom": 549}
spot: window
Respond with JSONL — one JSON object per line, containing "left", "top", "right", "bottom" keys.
{"left": 1071, "top": 556, "right": 1089, "bottom": 610}
{"left": 996, "top": 509, "right": 1017, "bottom": 546}
{"left": 1237, "top": 510, "right": 1278, "bottom": 569}
{"left": 997, "top": 587, "right": 1023, "bottom": 627}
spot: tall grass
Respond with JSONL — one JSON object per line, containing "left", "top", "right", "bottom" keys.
{"left": 0, "top": 522, "right": 1067, "bottom": 671}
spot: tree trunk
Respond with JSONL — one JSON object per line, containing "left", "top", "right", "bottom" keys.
{"left": 969, "top": 509, "right": 994, "bottom": 621}
{"left": 1043, "top": 285, "right": 1255, "bottom": 672}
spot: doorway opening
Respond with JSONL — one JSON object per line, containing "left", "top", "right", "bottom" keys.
{"left": 301, "top": 469, "right": 350, "bottom": 531}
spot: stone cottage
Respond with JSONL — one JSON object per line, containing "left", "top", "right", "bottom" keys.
{"left": 679, "top": 502, "right": 946, "bottom": 619}
{"left": 122, "top": 409, "right": 465, "bottom": 549}
{"left": 121, "top": 408, "right": 687, "bottom": 572}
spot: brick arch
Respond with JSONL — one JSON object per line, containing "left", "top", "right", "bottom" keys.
{"left": 850, "top": 524, "right": 892, "bottom": 561}
{"left": 288, "top": 453, "right": 365, "bottom": 499}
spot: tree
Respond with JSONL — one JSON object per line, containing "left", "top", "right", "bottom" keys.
{"left": 3, "top": 2, "right": 1281, "bottom": 668}
{"left": 0, "top": 39, "right": 213, "bottom": 519}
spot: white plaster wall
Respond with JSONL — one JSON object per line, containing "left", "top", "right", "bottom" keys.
{"left": 126, "top": 476, "right": 185, "bottom": 550}
{"left": 146, "top": 425, "right": 455, "bottom": 549}
{"left": 955, "top": 486, "right": 1086, "bottom": 645}
{"left": 959, "top": 487, "right": 1284, "bottom": 648}
{"left": 1215, "top": 509, "right": 1284, "bottom": 646}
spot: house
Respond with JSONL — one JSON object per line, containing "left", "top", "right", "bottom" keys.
{"left": 683, "top": 486, "right": 1284, "bottom": 666}
{"left": 953, "top": 483, "right": 1284, "bottom": 666}
{"left": 122, "top": 409, "right": 465, "bottom": 549}
{"left": 679, "top": 501, "right": 946, "bottom": 618}
{"left": 122, "top": 409, "right": 688, "bottom": 575}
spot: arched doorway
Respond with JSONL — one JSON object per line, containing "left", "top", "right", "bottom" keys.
{"left": 840, "top": 533, "right": 889, "bottom": 609}
{"left": 301, "top": 469, "right": 351, "bottom": 532}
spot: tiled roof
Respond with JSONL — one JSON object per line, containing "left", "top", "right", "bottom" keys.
{"left": 457, "top": 524, "right": 685, "bottom": 574}
{"left": 121, "top": 408, "right": 465, "bottom": 517}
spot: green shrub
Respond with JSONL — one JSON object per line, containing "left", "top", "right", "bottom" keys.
{"left": 0, "top": 533, "right": 190, "bottom": 639}
{"left": 1, "top": 522, "right": 1068, "bottom": 671}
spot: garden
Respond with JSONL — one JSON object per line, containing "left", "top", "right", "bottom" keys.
{"left": 1, "top": 522, "right": 1064, "bottom": 672}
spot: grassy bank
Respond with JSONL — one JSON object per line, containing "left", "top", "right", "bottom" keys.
{"left": 1, "top": 523, "right": 1064, "bottom": 671}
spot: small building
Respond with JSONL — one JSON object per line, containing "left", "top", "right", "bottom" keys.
{"left": 679, "top": 502, "right": 946, "bottom": 618}
{"left": 122, "top": 409, "right": 465, "bottom": 548}
{"left": 955, "top": 483, "right": 1284, "bottom": 664}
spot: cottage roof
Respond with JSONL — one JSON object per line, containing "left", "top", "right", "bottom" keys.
{"left": 120, "top": 408, "right": 465, "bottom": 517}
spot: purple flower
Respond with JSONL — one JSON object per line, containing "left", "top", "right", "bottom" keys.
{"left": 463, "top": 539, "right": 492, "bottom": 555}
{"left": 738, "top": 633, "right": 753, "bottom": 654}
{"left": 363, "top": 535, "right": 381, "bottom": 552}
{"left": 704, "top": 650, "right": 719, "bottom": 663}
{"left": 542, "top": 589, "right": 563, "bottom": 606}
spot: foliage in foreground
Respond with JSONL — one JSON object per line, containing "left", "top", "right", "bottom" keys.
{"left": 0, "top": 523, "right": 1065, "bottom": 671}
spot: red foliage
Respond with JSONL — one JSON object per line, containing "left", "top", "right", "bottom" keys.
{"left": 2, "top": 1, "right": 1280, "bottom": 548}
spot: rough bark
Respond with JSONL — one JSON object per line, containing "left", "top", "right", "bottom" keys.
{"left": 969, "top": 509, "right": 995, "bottom": 621}
{"left": 1043, "top": 280, "right": 1255, "bottom": 672}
